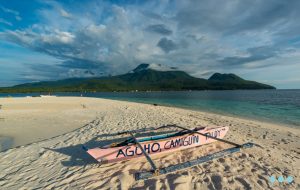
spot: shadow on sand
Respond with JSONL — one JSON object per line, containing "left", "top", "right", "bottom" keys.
{"left": 45, "top": 129, "right": 178, "bottom": 167}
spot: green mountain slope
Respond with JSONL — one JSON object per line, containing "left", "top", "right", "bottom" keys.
{"left": 208, "top": 73, "right": 274, "bottom": 90}
{"left": 0, "top": 64, "right": 276, "bottom": 93}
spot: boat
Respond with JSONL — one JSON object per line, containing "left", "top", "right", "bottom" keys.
{"left": 85, "top": 126, "right": 229, "bottom": 164}
{"left": 40, "top": 95, "right": 56, "bottom": 97}
{"left": 83, "top": 124, "right": 255, "bottom": 180}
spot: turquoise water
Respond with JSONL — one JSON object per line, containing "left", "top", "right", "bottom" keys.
{"left": 1, "top": 90, "right": 300, "bottom": 127}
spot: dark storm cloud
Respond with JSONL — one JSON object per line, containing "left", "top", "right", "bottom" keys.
{"left": 157, "top": 37, "right": 177, "bottom": 53}
{"left": 145, "top": 24, "right": 172, "bottom": 35}
{"left": 219, "top": 46, "right": 279, "bottom": 66}
{"left": 142, "top": 11, "right": 163, "bottom": 20}
{"left": 60, "top": 58, "right": 106, "bottom": 70}
{"left": 20, "top": 63, "right": 66, "bottom": 82}
{"left": 176, "top": 0, "right": 300, "bottom": 37}
{"left": 24, "top": 60, "right": 104, "bottom": 81}
{"left": 227, "top": 1, "right": 300, "bottom": 35}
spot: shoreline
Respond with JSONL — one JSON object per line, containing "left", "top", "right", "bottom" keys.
{"left": 99, "top": 96, "right": 300, "bottom": 130}
{"left": 1, "top": 96, "right": 299, "bottom": 151}
{"left": 1, "top": 90, "right": 299, "bottom": 129}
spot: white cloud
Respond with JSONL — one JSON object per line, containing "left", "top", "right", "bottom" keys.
{"left": 0, "top": 6, "right": 19, "bottom": 16}
{"left": 59, "top": 8, "right": 72, "bottom": 19}
{"left": 41, "top": 30, "right": 75, "bottom": 44}
{"left": 0, "top": 6, "right": 22, "bottom": 21}
{"left": 0, "top": 18, "right": 12, "bottom": 26}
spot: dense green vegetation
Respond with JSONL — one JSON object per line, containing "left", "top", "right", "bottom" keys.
{"left": 0, "top": 67, "right": 275, "bottom": 93}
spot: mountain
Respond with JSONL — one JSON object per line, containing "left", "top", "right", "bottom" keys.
{"left": 209, "top": 73, "right": 244, "bottom": 82}
{"left": 208, "top": 73, "right": 274, "bottom": 90}
{"left": 0, "top": 64, "right": 275, "bottom": 93}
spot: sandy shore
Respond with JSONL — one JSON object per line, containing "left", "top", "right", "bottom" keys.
{"left": 0, "top": 97, "right": 102, "bottom": 151}
{"left": 0, "top": 97, "right": 299, "bottom": 189}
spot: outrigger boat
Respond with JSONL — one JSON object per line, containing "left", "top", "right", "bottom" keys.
{"left": 83, "top": 124, "right": 255, "bottom": 180}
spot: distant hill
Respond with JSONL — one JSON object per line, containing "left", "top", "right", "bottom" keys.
{"left": 209, "top": 73, "right": 244, "bottom": 82}
{"left": 207, "top": 73, "right": 275, "bottom": 90}
{"left": 0, "top": 64, "right": 275, "bottom": 93}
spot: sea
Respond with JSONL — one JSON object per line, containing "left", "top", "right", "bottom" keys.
{"left": 1, "top": 90, "right": 300, "bottom": 128}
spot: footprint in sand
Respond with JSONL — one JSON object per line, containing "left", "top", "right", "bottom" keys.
{"left": 208, "top": 175, "right": 223, "bottom": 189}
{"left": 235, "top": 177, "right": 252, "bottom": 190}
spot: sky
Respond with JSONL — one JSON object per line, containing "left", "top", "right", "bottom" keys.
{"left": 0, "top": 0, "right": 300, "bottom": 89}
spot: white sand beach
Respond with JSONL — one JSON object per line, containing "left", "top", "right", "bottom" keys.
{"left": 0, "top": 97, "right": 299, "bottom": 189}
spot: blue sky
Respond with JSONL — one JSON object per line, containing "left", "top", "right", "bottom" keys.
{"left": 0, "top": 0, "right": 300, "bottom": 88}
